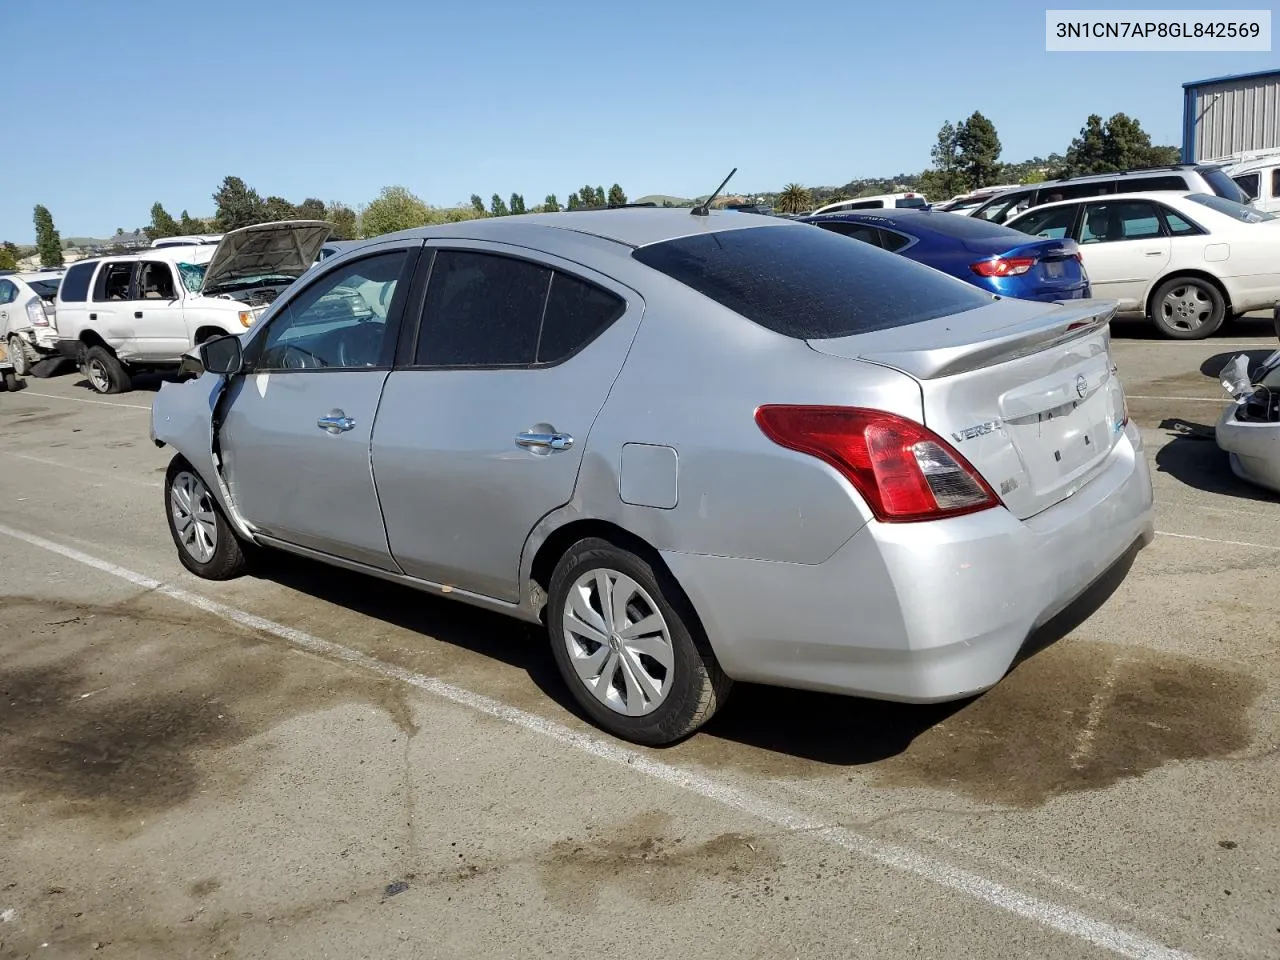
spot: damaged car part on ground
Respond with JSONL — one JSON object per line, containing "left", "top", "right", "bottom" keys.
{"left": 1215, "top": 302, "right": 1280, "bottom": 493}
{"left": 150, "top": 209, "right": 1155, "bottom": 746}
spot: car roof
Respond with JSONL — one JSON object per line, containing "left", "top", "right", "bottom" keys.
{"left": 13, "top": 271, "right": 62, "bottom": 281}
{"left": 1010, "top": 190, "right": 1195, "bottom": 214}
{"left": 370, "top": 208, "right": 796, "bottom": 251}
{"left": 68, "top": 245, "right": 217, "bottom": 267}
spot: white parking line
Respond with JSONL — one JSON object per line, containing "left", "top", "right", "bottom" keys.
{"left": 1, "top": 452, "right": 161, "bottom": 489}
{"left": 0, "top": 520, "right": 1197, "bottom": 960}
{"left": 19, "top": 391, "right": 151, "bottom": 411}
{"left": 1156, "top": 530, "right": 1279, "bottom": 550}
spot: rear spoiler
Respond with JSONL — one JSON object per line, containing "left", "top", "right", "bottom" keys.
{"left": 849, "top": 300, "right": 1119, "bottom": 381}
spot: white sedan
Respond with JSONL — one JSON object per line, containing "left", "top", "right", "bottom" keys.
{"left": 1007, "top": 191, "right": 1280, "bottom": 339}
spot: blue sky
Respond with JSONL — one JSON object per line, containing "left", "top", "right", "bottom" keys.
{"left": 4, "top": 0, "right": 1274, "bottom": 241}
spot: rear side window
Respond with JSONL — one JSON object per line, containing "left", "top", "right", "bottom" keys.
{"left": 58, "top": 261, "right": 96, "bottom": 302}
{"left": 1126, "top": 175, "right": 1189, "bottom": 191}
{"left": 1233, "top": 172, "right": 1261, "bottom": 200}
{"left": 1272, "top": 169, "right": 1280, "bottom": 199}
{"left": 878, "top": 228, "right": 912, "bottom": 252}
{"left": 631, "top": 224, "right": 991, "bottom": 340}
{"left": 537, "top": 272, "right": 626, "bottom": 364}
{"left": 417, "top": 251, "right": 550, "bottom": 366}
{"left": 94, "top": 262, "right": 135, "bottom": 301}
{"left": 814, "top": 221, "right": 884, "bottom": 246}
{"left": 1160, "top": 208, "right": 1203, "bottom": 235}
{"left": 414, "top": 251, "right": 624, "bottom": 367}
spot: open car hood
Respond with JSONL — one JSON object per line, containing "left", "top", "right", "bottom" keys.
{"left": 200, "top": 220, "right": 332, "bottom": 294}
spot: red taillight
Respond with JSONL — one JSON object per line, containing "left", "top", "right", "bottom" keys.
{"left": 971, "top": 256, "right": 1037, "bottom": 278}
{"left": 754, "top": 405, "right": 1001, "bottom": 523}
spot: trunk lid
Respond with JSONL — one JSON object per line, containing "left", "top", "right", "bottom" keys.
{"left": 200, "top": 220, "right": 333, "bottom": 295}
{"left": 967, "top": 236, "right": 1087, "bottom": 298}
{"left": 808, "top": 298, "right": 1127, "bottom": 520}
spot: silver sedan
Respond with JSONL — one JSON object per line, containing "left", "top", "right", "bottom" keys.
{"left": 151, "top": 209, "right": 1155, "bottom": 744}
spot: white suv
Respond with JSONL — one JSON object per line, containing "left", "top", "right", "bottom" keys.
{"left": 0, "top": 270, "right": 63, "bottom": 375}
{"left": 54, "top": 220, "right": 330, "bottom": 393}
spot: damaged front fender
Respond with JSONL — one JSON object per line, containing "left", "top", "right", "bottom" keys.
{"left": 151, "top": 372, "right": 258, "bottom": 541}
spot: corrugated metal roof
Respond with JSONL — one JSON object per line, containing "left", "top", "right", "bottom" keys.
{"left": 1183, "top": 67, "right": 1280, "bottom": 89}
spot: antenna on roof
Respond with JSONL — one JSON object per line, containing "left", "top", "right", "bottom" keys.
{"left": 691, "top": 167, "right": 737, "bottom": 217}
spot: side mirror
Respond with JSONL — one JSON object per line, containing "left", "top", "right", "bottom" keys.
{"left": 199, "top": 334, "right": 243, "bottom": 376}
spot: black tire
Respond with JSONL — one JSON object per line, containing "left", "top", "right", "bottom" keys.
{"left": 82, "top": 345, "right": 133, "bottom": 394}
{"left": 1149, "top": 276, "right": 1226, "bottom": 340}
{"left": 163, "top": 456, "right": 249, "bottom": 580}
{"left": 8, "top": 335, "right": 35, "bottom": 377}
{"left": 30, "top": 356, "right": 66, "bottom": 379}
{"left": 1, "top": 371, "right": 18, "bottom": 392}
{"left": 546, "top": 537, "right": 731, "bottom": 745}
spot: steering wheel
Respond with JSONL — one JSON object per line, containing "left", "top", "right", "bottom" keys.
{"left": 281, "top": 343, "right": 329, "bottom": 369}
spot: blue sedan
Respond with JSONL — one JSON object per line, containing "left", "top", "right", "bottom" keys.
{"left": 799, "top": 209, "right": 1091, "bottom": 302}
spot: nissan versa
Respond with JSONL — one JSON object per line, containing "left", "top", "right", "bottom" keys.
{"left": 150, "top": 208, "right": 1155, "bottom": 745}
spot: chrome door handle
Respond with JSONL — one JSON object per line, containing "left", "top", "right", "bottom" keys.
{"left": 516, "top": 431, "right": 574, "bottom": 451}
{"left": 1144, "top": 250, "right": 1164, "bottom": 256}
{"left": 317, "top": 414, "right": 356, "bottom": 433}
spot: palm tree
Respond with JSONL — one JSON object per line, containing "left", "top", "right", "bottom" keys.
{"left": 778, "top": 183, "right": 811, "bottom": 214}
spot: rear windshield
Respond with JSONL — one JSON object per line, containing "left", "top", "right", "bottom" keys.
{"left": 1196, "top": 166, "right": 1251, "bottom": 204}
{"left": 630, "top": 224, "right": 992, "bottom": 340}
{"left": 907, "top": 213, "right": 1026, "bottom": 240}
{"left": 895, "top": 196, "right": 927, "bottom": 208}
{"left": 28, "top": 279, "right": 60, "bottom": 298}
{"left": 1187, "top": 193, "right": 1277, "bottom": 222}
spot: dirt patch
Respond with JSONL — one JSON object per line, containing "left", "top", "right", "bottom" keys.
{"left": 874, "top": 639, "right": 1262, "bottom": 806}
{"left": 0, "top": 595, "right": 421, "bottom": 821}
{"left": 537, "top": 810, "right": 778, "bottom": 911}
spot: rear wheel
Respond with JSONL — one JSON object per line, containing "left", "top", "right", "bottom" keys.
{"left": 546, "top": 537, "right": 731, "bottom": 745}
{"left": 163, "top": 457, "right": 248, "bottom": 580}
{"left": 82, "top": 345, "right": 132, "bottom": 394}
{"left": 1149, "top": 276, "right": 1225, "bottom": 340}
{"left": 1, "top": 370, "right": 18, "bottom": 392}
{"left": 8, "top": 335, "right": 35, "bottom": 377}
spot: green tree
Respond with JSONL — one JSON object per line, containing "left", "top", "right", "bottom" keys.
{"left": 178, "top": 210, "right": 202, "bottom": 234}
{"left": 1062, "top": 114, "right": 1108, "bottom": 176}
{"left": 509, "top": 193, "right": 526, "bottom": 215}
{"left": 295, "top": 198, "right": 327, "bottom": 220}
{"left": 0, "top": 242, "right": 18, "bottom": 271}
{"left": 955, "top": 111, "right": 1002, "bottom": 188}
{"left": 594, "top": 186, "right": 606, "bottom": 207}
{"left": 328, "top": 202, "right": 358, "bottom": 240}
{"left": 470, "top": 194, "right": 486, "bottom": 214}
{"left": 490, "top": 193, "right": 509, "bottom": 217}
{"left": 212, "top": 175, "right": 266, "bottom": 231}
{"left": 543, "top": 193, "right": 561, "bottom": 212}
{"left": 578, "top": 185, "right": 598, "bottom": 209}
{"left": 777, "top": 183, "right": 811, "bottom": 214}
{"left": 566, "top": 192, "right": 582, "bottom": 211}
{"left": 929, "top": 120, "right": 968, "bottom": 198}
{"left": 144, "top": 203, "right": 182, "bottom": 240}
{"left": 607, "top": 184, "right": 627, "bottom": 207}
{"left": 262, "top": 195, "right": 298, "bottom": 221}
{"left": 360, "top": 186, "right": 431, "bottom": 237}
{"left": 33, "top": 205, "right": 64, "bottom": 267}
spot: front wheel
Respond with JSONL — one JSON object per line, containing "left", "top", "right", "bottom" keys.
{"left": 82, "top": 345, "right": 133, "bottom": 394}
{"left": 546, "top": 537, "right": 731, "bottom": 745}
{"left": 163, "top": 457, "right": 248, "bottom": 580}
{"left": 1149, "top": 277, "right": 1225, "bottom": 340}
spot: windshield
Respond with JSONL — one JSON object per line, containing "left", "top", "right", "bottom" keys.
{"left": 1187, "top": 193, "right": 1278, "bottom": 223}
{"left": 177, "top": 262, "right": 207, "bottom": 292}
{"left": 1196, "top": 166, "right": 1252, "bottom": 205}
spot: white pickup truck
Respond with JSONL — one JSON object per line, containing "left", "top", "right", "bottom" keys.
{"left": 53, "top": 220, "right": 331, "bottom": 394}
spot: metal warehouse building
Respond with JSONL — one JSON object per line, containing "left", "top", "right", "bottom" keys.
{"left": 1182, "top": 68, "right": 1280, "bottom": 162}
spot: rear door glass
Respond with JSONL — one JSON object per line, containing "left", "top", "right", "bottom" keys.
{"left": 631, "top": 224, "right": 991, "bottom": 340}
{"left": 1080, "top": 201, "right": 1164, "bottom": 243}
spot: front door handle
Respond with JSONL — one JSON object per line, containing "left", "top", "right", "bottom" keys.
{"left": 317, "top": 412, "right": 356, "bottom": 434}
{"left": 516, "top": 431, "right": 574, "bottom": 451}
{"left": 1144, "top": 250, "right": 1164, "bottom": 256}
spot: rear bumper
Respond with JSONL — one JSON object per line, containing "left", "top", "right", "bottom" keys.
{"left": 664, "top": 422, "right": 1154, "bottom": 702}
{"left": 1216, "top": 403, "right": 1280, "bottom": 494}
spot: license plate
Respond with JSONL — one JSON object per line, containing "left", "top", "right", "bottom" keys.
{"left": 1044, "top": 260, "right": 1064, "bottom": 278}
